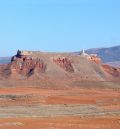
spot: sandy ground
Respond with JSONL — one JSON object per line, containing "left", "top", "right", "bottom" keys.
{"left": 0, "top": 116, "right": 120, "bottom": 129}
{"left": 0, "top": 85, "right": 120, "bottom": 129}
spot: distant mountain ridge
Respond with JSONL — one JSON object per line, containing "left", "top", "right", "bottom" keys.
{"left": 86, "top": 45, "right": 120, "bottom": 63}
{"left": 0, "top": 57, "right": 11, "bottom": 64}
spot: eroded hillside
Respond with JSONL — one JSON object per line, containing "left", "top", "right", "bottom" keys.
{"left": 0, "top": 50, "right": 119, "bottom": 84}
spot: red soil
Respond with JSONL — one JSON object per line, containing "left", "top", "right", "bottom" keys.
{"left": 0, "top": 87, "right": 120, "bottom": 108}
{"left": 0, "top": 87, "right": 119, "bottom": 129}
{"left": 0, "top": 116, "right": 120, "bottom": 129}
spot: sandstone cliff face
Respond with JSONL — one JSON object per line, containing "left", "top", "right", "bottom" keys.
{"left": 10, "top": 54, "right": 46, "bottom": 78}
{"left": 2, "top": 50, "right": 47, "bottom": 79}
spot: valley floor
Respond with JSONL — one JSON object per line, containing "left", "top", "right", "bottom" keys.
{"left": 0, "top": 116, "right": 120, "bottom": 129}
{"left": 0, "top": 82, "right": 120, "bottom": 129}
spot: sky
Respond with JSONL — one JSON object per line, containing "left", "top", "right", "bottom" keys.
{"left": 0, "top": 0, "right": 120, "bottom": 56}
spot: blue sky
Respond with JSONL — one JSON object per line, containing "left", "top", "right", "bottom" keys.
{"left": 0, "top": 0, "right": 120, "bottom": 56}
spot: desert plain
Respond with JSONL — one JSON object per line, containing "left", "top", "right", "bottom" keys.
{"left": 0, "top": 51, "right": 120, "bottom": 129}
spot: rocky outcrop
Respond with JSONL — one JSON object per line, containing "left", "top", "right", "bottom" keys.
{"left": 89, "top": 55, "right": 101, "bottom": 64}
{"left": 79, "top": 50, "right": 101, "bottom": 64}
{"left": 53, "top": 57, "right": 74, "bottom": 73}
{"left": 102, "top": 64, "right": 120, "bottom": 77}
{"left": 9, "top": 51, "right": 47, "bottom": 78}
{"left": 11, "top": 58, "right": 46, "bottom": 76}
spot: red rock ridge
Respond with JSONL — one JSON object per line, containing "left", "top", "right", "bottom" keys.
{"left": 102, "top": 64, "right": 120, "bottom": 77}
